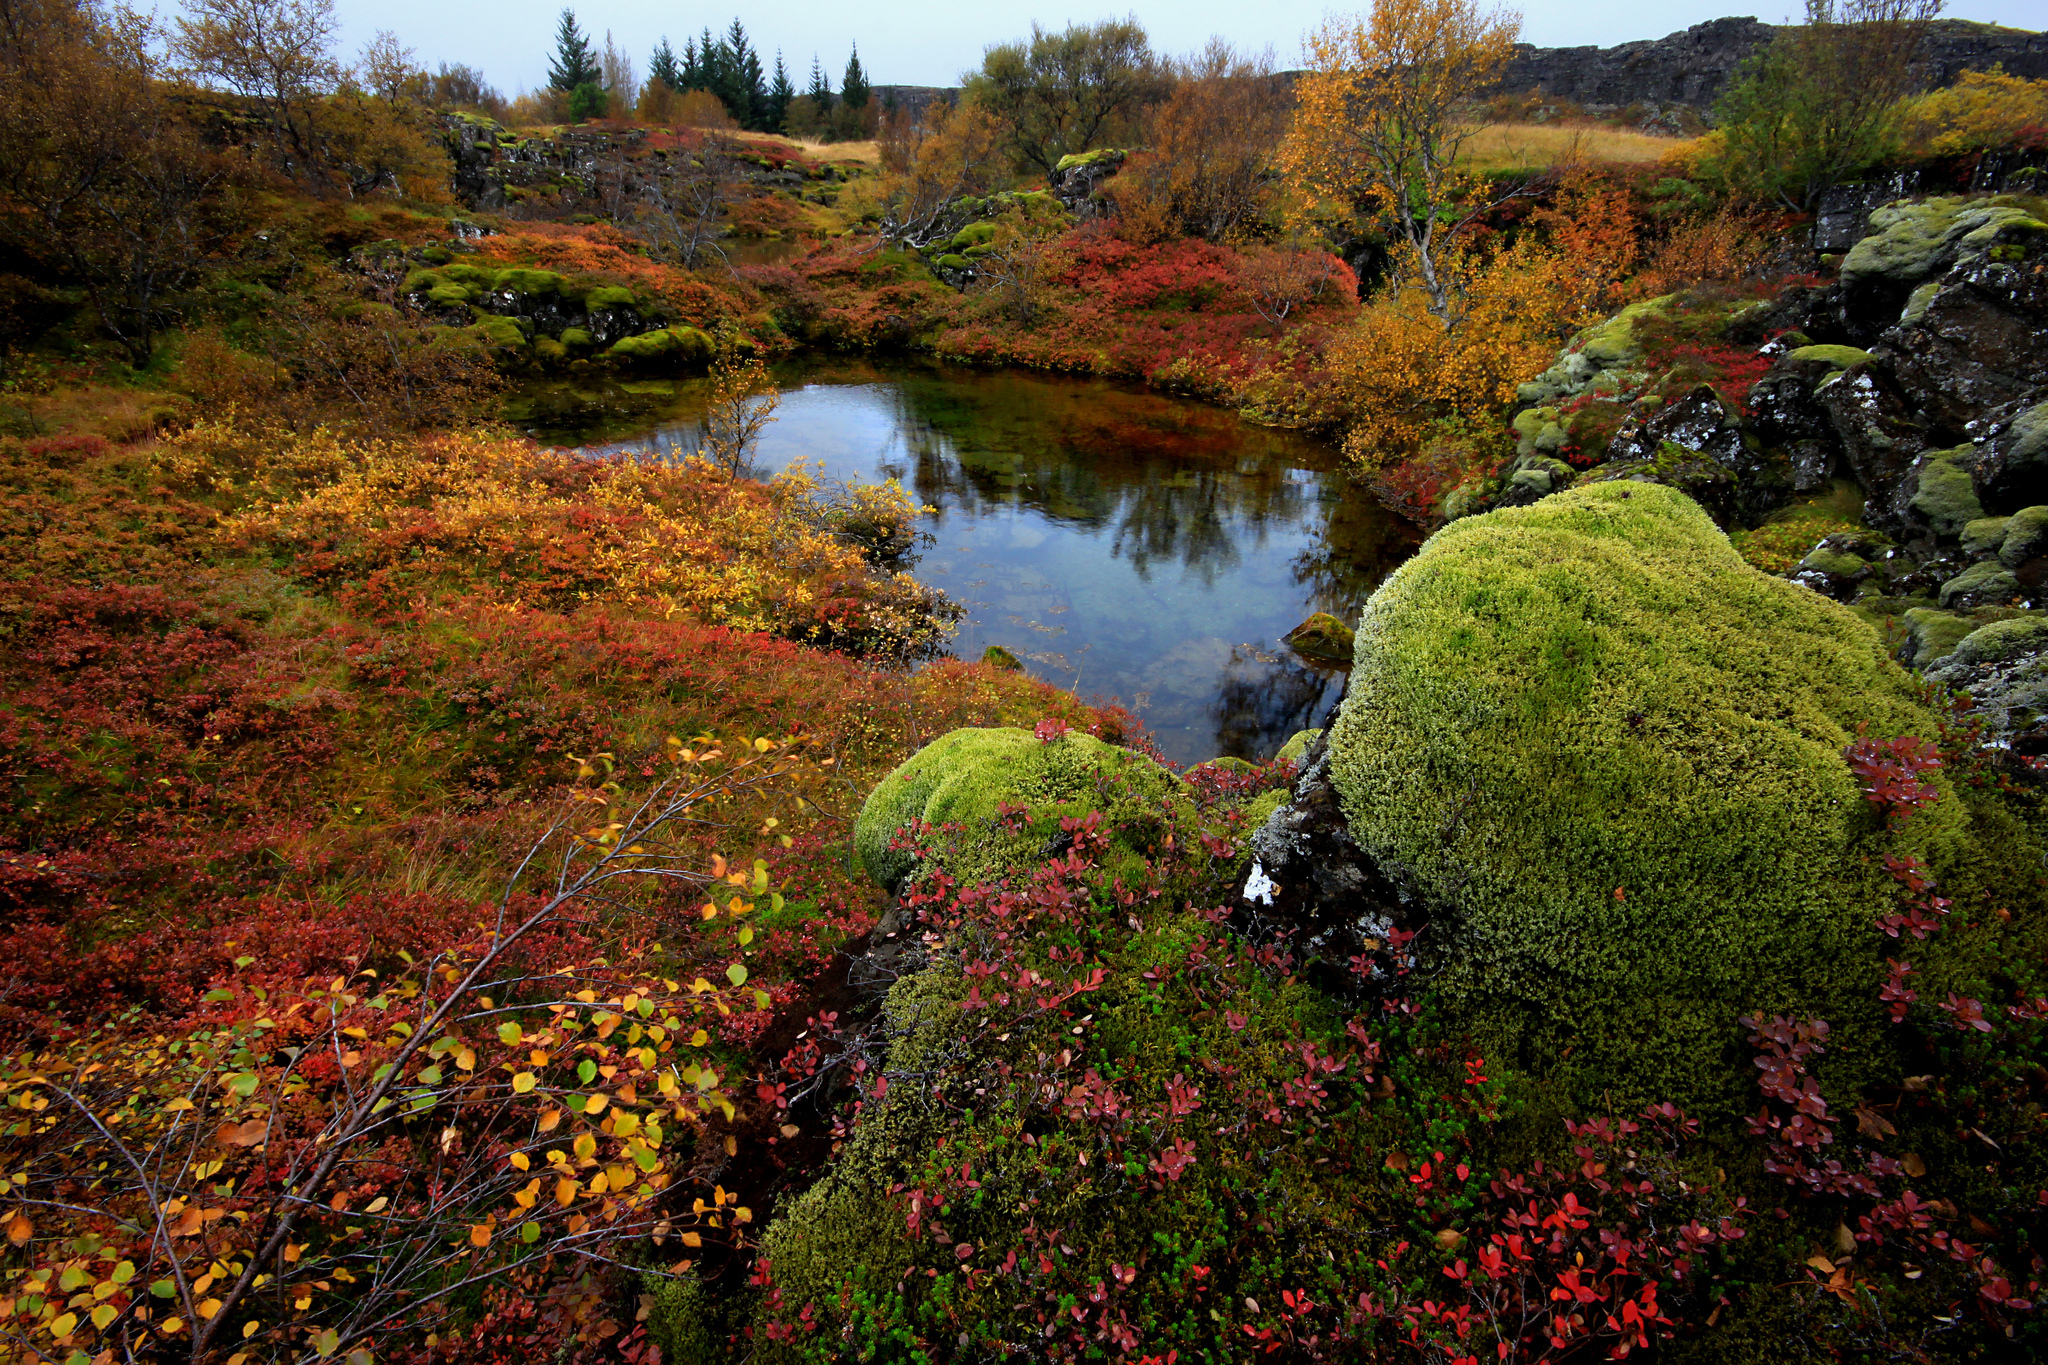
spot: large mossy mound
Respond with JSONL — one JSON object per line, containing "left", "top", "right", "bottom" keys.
{"left": 1328, "top": 481, "right": 1969, "bottom": 1111}
{"left": 853, "top": 726, "right": 1191, "bottom": 890}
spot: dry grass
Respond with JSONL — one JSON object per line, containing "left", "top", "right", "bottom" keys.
{"left": 750, "top": 133, "right": 880, "bottom": 165}
{"left": 1, "top": 383, "right": 191, "bottom": 443}
{"left": 1457, "top": 122, "right": 1695, "bottom": 173}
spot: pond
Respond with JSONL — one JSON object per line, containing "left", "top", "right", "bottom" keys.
{"left": 506, "top": 358, "right": 1421, "bottom": 766}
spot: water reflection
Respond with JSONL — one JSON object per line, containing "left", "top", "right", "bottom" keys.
{"left": 506, "top": 357, "right": 1420, "bottom": 764}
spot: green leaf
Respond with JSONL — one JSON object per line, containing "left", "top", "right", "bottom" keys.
{"left": 520, "top": 1221, "right": 541, "bottom": 1244}
{"left": 202, "top": 990, "right": 234, "bottom": 1003}
{"left": 725, "top": 964, "right": 747, "bottom": 988}
{"left": 753, "top": 990, "right": 771, "bottom": 1009}
{"left": 227, "top": 1072, "right": 259, "bottom": 1097}
{"left": 312, "top": 1328, "right": 340, "bottom": 1357}
{"left": 233, "top": 955, "right": 255, "bottom": 968}
{"left": 417, "top": 1066, "right": 443, "bottom": 1085}
{"left": 110, "top": 1261, "right": 135, "bottom": 1285}
{"left": 576, "top": 1059, "right": 597, "bottom": 1085}
{"left": 497, "top": 1022, "right": 523, "bottom": 1046}
{"left": 149, "top": 1279, "right": 175, "bottom": 1299}
{"left": 737, "top": 926, "right": 754, "bottom": 947}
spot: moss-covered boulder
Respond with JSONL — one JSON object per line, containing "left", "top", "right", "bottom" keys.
{"left": 1909, "top": 445, "right": 1988, "bottom": 537}
{"left": 1276, "top": 728, "right": 1322, "bottom": 763}
{"left": 1281, "top": 611, "right": 1355, "bottom": 663}
{"left": 1326, "top": 481, "right": 1967, "bottom": 1111}
{"left": 2001, "top": 504, "right": 2048, "bottom": 568}
{"left": 979, "top": 644, "right": 1022, "bottom": 671}
{"left": 606, "top": 325, "right": 714, "bottom": 366}
{"left": 1939, "top": 560, "right": 2020, "bottom": 610}
{"left": 852, "top": 727, "right": 1191, "bottom": 891}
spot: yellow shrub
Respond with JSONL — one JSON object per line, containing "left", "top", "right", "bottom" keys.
{"left": 1900, "top": 67, "right": 2048, "bottom": 155}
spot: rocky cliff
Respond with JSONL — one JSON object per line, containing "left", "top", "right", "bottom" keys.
{"left": 1495, "top": 17, "right": 2048, "bottom": 115}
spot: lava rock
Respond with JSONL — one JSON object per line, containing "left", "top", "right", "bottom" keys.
{"left": 1940, "top": 560, "right": 2024, "bottom": 609}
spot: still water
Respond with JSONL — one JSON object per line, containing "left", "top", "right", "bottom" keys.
{"left": 506, "top": 357, "right": 1420, "bottom": 766}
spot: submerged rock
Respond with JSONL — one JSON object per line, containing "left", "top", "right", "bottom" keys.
{"left": 1281, "top": 611, "right": 1356, "bottom": 663}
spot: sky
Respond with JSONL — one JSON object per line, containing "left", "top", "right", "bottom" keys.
{"left": 310, "top": 0, "right": 2044, "bottom": 98}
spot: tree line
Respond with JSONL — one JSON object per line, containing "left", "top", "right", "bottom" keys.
{"left": 546, "top": 7, "right": 873, "bottom": 139}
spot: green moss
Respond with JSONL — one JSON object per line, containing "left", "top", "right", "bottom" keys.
{"left": 1841, "top": 197, "right": 2045, "bottom": 289}
{"left": 1193, "top": 755, "right": 1257, "bottom": 774}
{"left": 1796, "top": 546, "right": 1871, "bottom": 579}
{"left": 979, "top": 644, "right": 1021, "bottom": 671}
{"left": 1276, "top": 728, "right": 1322, "bottom": 763}
{"left": 1908, "top": 445, "right": 1986, "bottom": 536}
{"left": 946, "top": 221, "right": 998, "bottom": 252}
{"left": 2000, "top": 504, "right": 2048, "bottom": 568}
{"left": 934, "top": 253, "right": 971, "bottom": 271}
{"left": 557, "top": 327, "right": 594, "bottom": 350}
{"left": 1785, "top": 344, "right": 1872, "bottom": 369}
{"left": 1052, "top": 148, "right": 1124, "bottom": 172}
{"left": 1900, "top": 607, "right": 1976, "bottom": 669}
{"left": 581, "top": 284, "right": 637, "bottom": 310}
{"left": 605, "top": 325, "right": 714, "bottom": 366}
{"left": 1947, "top": 614, "right": 2048, "bottom": 668}
{"left": 851, "top": 727, "right": 1191, "bottom": 891}
{"left": 1281, "top": 611, "right": 1356, "bottom": 663}
{"left": 1326, "top": 481, "right": 1964, "bottom": 1113}
{"left": 1938, "top": 560, "right": 2020, "bottom": 609}
{"left": 1961, "top": 516, "right": 2012, "bottom": 557}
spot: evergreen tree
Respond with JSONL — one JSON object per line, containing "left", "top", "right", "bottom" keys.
{"left": 648, "top": 36, "right": 680, "bottom": 92}
{"left": 722, "top": 19, "right": 757, "bottom": 127}
{"left": 547, "top": 8, "right": 600, "bottom": 92}
{"left": 806, "top": 53, "right": 832, "bottom": 110}
{"left": 680, "top": 35, "right": 702, "bottom": 89}
{"left": 841, "top": 43, "right": 869, "bottom": 109}
{"left": 766, "top": 52, "right": 794, "bottom": 131}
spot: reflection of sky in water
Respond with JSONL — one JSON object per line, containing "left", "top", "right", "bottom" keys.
{"left": 507, "top": 358, "right": 1420, "bottom": 765}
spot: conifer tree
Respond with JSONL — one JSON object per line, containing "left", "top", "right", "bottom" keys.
{"left": 723, "top": 19, "right": 759, "bottom": 126}
{"left": 841, "top": 42, "right": 869, "bottom": 109}
{"left": 807, "top": 53, "right": 832, "bottom": 109}
{"left": 766, "top": 52, "right": 794, "bottom": 131}
{"left": 546, "top": 7, "right": 599, "bottom": 92}
{"left": 648, "top": 36, "right": 680, "bottom": 91}
{"left": 680, "top": 35, "right": 702, "bottom": 88}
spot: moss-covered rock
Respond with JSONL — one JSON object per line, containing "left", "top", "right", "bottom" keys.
{"left": 1939, "top": 560, "right": 2021, "bottom": 609}
{"left": 1281, "top": 611, "right": 1355, "bottom": 663}
{"left": 1276, "top": 728, "right": 1322, "bottom": 763}
{"left": 1909, "top": 445, "right": 1987, "bottom": 536}
{"left": 605, "top": 325, "right": 714, "bottom": 366}
{"left": 2001, "top": 504, "right": 2048, "bottom": 568}
{"left": 1325, "top": 481, "right": 1965, "bottom": 1112}
{"left": 1943, "top": 614, "right": 2048, "bottom": 669}
{"left": 1840, "top": 197, "right": 2046, "bottom": 291}
{"left": 979, "top": 644, "right": 1022, "bottom": 671}
{"left": 1962, "top": 516, "right": 2012, "bottom": 557}
{"left": 1900, "top": 606, "right": 1977, "bottom": 669}
{"left": 1785, "top": 344, "right": 1873, "bottom": 369}
{"left": 852, "top": 727, "right": 1191, "bottom": 891}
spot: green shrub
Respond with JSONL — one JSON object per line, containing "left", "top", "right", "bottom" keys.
{"left": 1326, "top": 481, "right": 1970, "bottom": 1112}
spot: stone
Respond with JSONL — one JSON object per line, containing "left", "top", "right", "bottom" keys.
{"left": 2001, "top": 505, "right": 2048, "bottom": 569}
{"left": 980, "top": 644, "right": 1022, "bottom": 671}
{"left": 1939, "top": 560, "right": 2023, "bottom": 609}
{"left": 1901, "top": 606, "right": 1978, "bottom": 669}
{"left": 1907, "top": 445, "right": 1989, "bottom": 536}
{"left": 1791, "top": 541, "right": 1876, "bottom": 602}
{"left": 1961, "top": 516, "right": 2013, "bottom": 557}
{"left": 1275, "top": 728, "right": 1322, "bottom": 763}
{"left": 1282, "top": 612, "right": 1356, "bottom": 664}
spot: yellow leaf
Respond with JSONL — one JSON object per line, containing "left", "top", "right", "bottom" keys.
{"left": 573, "top": 1132, "right": 597, "bottom": 1161}
{"left": 163, "top": 1097, "right": 195, "bottom": 1112}
{"left": 538, "top": 1109, "right": 562, "bottom": 1133}
{"left": 49, "top": 1311, "right": 78, "bottom": 1337}
{"left": 585, "top": 1093, "right": 608, "bottom": 1115}
{"left": 680, "top": 1231, "right": 702, "bottom": 1248}
{"left": 366, "top": 1196, "right": 388, "bottom": 1213}
{"left": 555, "top": 1178, "right": 578, "bottom": 1207}
{"left": 455, "top": 1048, "right": 476, "bottom": 1072}
{"left": 198, "top": 1297, "right": 223, "bottom": 1319}
{"left": 511, "top": 1072, "right": 537, "bottom": 1094}
{"left": 469, "top": 1224, "right": 491, "bottom": 1248}
{"left": 509, "top": 1152, "right": 530, "bottom": 1171}
{"left": 6, "top": 1213, "right": 30, "bottom": 1245}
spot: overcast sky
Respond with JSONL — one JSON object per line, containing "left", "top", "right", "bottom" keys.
{"left": 311, "top": 1, "right": 2042, "bottom": 98}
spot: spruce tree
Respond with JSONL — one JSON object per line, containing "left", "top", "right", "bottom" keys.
{"left": 766, "top": 52, "right": 794, "bottom": 132}
{"left": 722, "top": 19, "right": 756, "bottom": 127}
{"left": 806, "top": 54, "right": 832, "bottom": 110}
{"left": 548, "top": 8, "right": 600, "bottom": 92}
{"left": 841, "top": 43, "right": 869, "bottom": 109}
{"left": 680, "top": 35, "right": 702, "bottom": 89}
{"left": 648, "top": 37, "right": 680, "bottom": 92}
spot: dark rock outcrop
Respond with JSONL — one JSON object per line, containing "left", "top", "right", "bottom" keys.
{"left": 1493, "top": 18, "right": 2048, "bottom": 119}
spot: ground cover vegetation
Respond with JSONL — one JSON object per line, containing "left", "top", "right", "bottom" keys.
{"left": 2, "top": 0, "right": 2048, "bottom": 1357}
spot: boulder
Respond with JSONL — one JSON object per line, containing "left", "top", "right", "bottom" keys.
{"left": 1281, "top": 611, "right": 1356, "bottom": 663}
{"left": 2000, "top": 504, "right": 2048, "bottom": 570}
{"left": 1939, "top": 560, "right": 2023, "bottom": 609}
{"left": 1275, "top": 728, "right": 1322, "bottom": 763}
{"left": 1906, "top": 444, "right": 1989, "bottom": 536}
{"left": 1924, "top": 614, "right": 2048, "bottom": 757}
{"left": 1899, "top": 606, "right": 1978, "bottom": 670}
{"left": 1317, "top": 481, "right": 1960, "bottom": 1111}
{"left": 979, "top": 644, "right": 1022, "bottom": 671}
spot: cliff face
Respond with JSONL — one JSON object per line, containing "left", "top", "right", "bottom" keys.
{"left": 1495, "top": 17, "right": 2048, "bottom": 114}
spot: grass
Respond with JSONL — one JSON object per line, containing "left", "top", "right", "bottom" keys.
{"left": 1458, "top": 122, "right": 1695, "bottom": 173}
